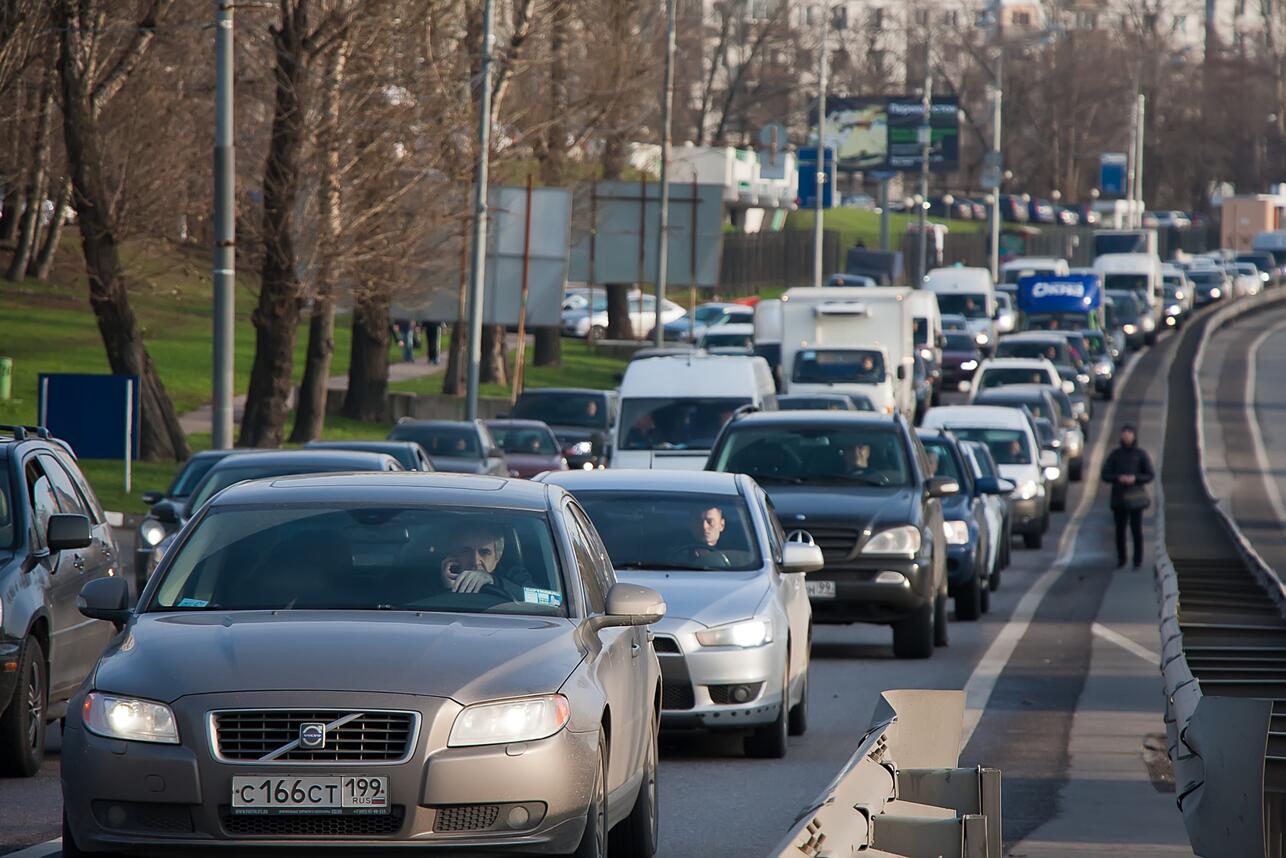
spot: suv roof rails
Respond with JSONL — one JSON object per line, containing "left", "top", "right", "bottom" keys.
{"left": 0, "top": 424, "right": 52, "bottom": 441}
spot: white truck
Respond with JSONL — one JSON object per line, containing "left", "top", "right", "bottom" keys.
{"left": 779, "top": 287, "right": 916, "bottom": 416}
{"left": 923, "top": 267, "right": 998, "bottom": 354}
{"left": 1093, "top": 253, "right": 1163, "bottom": 344}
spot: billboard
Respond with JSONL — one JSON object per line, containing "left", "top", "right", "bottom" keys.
{"left": 1099, "top": 153, "right": 1128, "bottom": 197}
{"left": 796, "top": 147, "right": 837, "bottom": 208}
{"left": 1016, "top": 274, "right": 1102, "bottom": 314}
{"left": 821, "top": 95, "right": 960, "bottom": 173}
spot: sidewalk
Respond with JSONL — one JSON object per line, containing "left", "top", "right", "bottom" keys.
{"left": 178, "top": 358, "right": 443, "bottom": 436}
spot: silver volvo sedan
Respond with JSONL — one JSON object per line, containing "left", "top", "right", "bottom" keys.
{"left": 537, "top": 470, "right": 821, "bottom": 758}
{"left": 63, "top": 473, "right": 665, "bottom": 856}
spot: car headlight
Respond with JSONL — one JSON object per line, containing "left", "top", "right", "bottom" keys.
{"left": 1175, "top": 290, "right": 1186, "bottom": 300}
{"left": 695, "top": 619, "right": 773, "bottom": 648}
{"left": 83, "top": 693, "right": 180, "bottom": 744}
{"left": 139, "top": 519, "right": 167, "bottom": 547}
{"left": 1095, "top": 361, "right": 1112, "bottom": 375}
{"left": 449, "top": 694, "right": 571, "bottom": 747}
{"left": 862, "top": 525, "right": 922, "bottom": 557}
{"left": 975, "top": 333, "right": 990, "bottom": 346}
{"left": 1013, "top": 479, "right": 1039, "bottom": 500}
{"left": 1044, "top": 466, "right": 1061, "bottom": 481}
{"left": 565, "top": 440, "right": 593, "bottom": 456}
{"left": 1262, "top": 272, "right": 1270, "bottom": 282}
{"left": 943, "top": 520, "right": 970, "bottom": 545}
{"left": 1076, "top": 373, "right": 1091, "bottom": 386}
{"left": 960, "top": 359, "right": 978, "bottom": 371}
{"left": 1210, "top": 287, "right": 1222, "bottom": 298}
{"left": 1123, "top": 323, "right": 1137, "bottom": 334}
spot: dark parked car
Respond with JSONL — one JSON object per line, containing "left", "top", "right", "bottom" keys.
{"left": 919, "top": 431, "right": 1009, "bottom": 620}
{"left": 1071, "top": 204, "right": 1100, "bottom": 226}
{"left": 511, "top": 388, "right": 618, "bottom": 469}
{"left": 940, "top": 331, "right": 983, "bottom": 386}
{"left": 305, "top": 440, "right": 435, "bottom": 471}
{"left": 486, "top": 419, "right": 570, "bottom": 478}
{"left": 0, "top": 425, "right": 118, "bottom": 776}
{"left": 388, "top": 419, "right": 508, "bottom": 475}
{"left": 707, "top": 411, "right": 955, "bottom": 659}
{"left": 1054, "top": 205, "right": 1080, "bottom": 226}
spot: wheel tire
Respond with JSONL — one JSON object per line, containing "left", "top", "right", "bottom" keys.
{"left": 1070, "top": 460, "right": 1083, "bottom": 482}
{"left": 980, "top": 580, "right": 991, "bottom": 614}
{"left": 573, "top": 734, "right": 609, "bottom": 858}
{"left": 955, "top": 573, "right": 982, "bottom": 622}
{"left": 1052, "top": 493, "right": 1066, "bottom": 513}
{"left": 745, "top": 671, "right": 789, "bottom": 759}
{"left": 1023, "top": 530, "right": 1044, "bottom": 550}
{"left": 933, "top": 593, "right": 950, "bottom": 647}
{"left": 892, "top": 601, "right": 934, "bottom": 659}
{"left": 0, "top": 637, "right": 46, "bottom": 778}
{"left": 787, "top": 659, "right": 809, "bottom": 737}
{"left": 609, "top": 716, "right": 658, "bottom": 858}
{"left": 1104, "top": 384, "right": 1115, "bottom": 401}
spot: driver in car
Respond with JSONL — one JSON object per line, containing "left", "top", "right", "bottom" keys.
{"left": 439, "top": 523, "right": 532, "bottom": 597}
{"left": 672, "top": 506, "right": 731, "bottom": 568}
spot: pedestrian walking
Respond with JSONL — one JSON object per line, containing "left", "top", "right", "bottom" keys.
{"left": 1100, "top": 423, "right": 1155, "bottom": 569}
{"left": 394, "top": 318, "right": 415, "bottom": 363}
{"left": 421, "top": 319, "right": 441, "bottom": 365}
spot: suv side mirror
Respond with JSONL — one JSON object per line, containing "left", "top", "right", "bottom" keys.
{"left": 78, "top": 576, "right": 132, "bottom": 629}
{"left": 782, "top": 542, "right": 824, "bottom": 574}
{"left": 925, "top": 476, "right": 960, "bottom": 498}
{"left": 588, "top": 583, "right": 667, "bottom": 630}
{"left": 152, "top": 500, "right": 181, "bottom": 524}
{"left": 1039, "top": 449, "right": 1059, "bottom": 469}
{"left": 1061, "top": 380, "right": 1076, "bottom": 395}
{"left": 47, "top": 514, "right": 92, "bottom": 551}
{"left": 975, "top": 476, "right": 1015, "bottom": 495}
{"left": 141, "top": 491, "right": 164, "bottom": 506}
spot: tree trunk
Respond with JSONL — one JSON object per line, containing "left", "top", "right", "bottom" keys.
{"left": 480, "top": 324, "right": 508, "bottom": 385}
{"left": 56, "top": 5, "right": 189, "bottom": 461}
{"left": 0, "top": 185, "right": 20, "bottom": 245}
{"left": 7, "top": 55, "right": 54, "bottom": 282}
{"left": 32, "top": 177, "right": 69, "bottom": 281}
{"left": 341, "top": 285, "right": 390, "bottom": 421}
{"left": 0, "top": 78, "right": 25, "bottom": 246}
{"left": 534, "top": 327, "right": 560, "bottom": 366}
{"left": 239, "top": 14, "right": 309, "bottom": 447}
{"left": 443, "top": 320, "right": 467, "bottom": 396}
{"left": 289, "top": 41, "right": 347, "bottom": 444}
{"left": 531, "top": 0, "right": 566, "bottom": 370}
{"left": 605, "top": 284, "right": 632, "bottom": 339}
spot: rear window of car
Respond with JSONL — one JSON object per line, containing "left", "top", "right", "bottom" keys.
{"left": 944, "top": 428, "right": 1032, "bottom": 465}
{"left": 711, "top": 425, "right": 911, "bottom": 487}
{"left": 187, "top": 462, "right": 384, "bottom": 513}
{"left": 512, "top": 393, "right": 609, "bottom": 429}
{"left": 151, "top": 507, "right": 567, "bottom": 617}
{"left": 490, "top": 426, "right": 558, "bottom": 455}
{"left": 978, "top": 367, "right": 1051, "bottom": 389}
{"left": 943, "top": 333, "right": 975, "bottom": 350}
{"left": 574, "top": 491, "right": 762, "bottom": 572}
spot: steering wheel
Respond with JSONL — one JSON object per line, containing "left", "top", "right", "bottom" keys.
{"left": 666, "top": 545, "right": 731, "bottom": 569}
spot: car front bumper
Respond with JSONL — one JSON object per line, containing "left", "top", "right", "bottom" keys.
{"left": 1009, "top": 496, "right": 1046, "bottom": 535}
{"left": 651, "top": 620, "right": 786, "bottom": 731}
{"left": 946, "top": 542, "right": 980, "bottom": 589}
{"left": 62, "top": 689, "right": 598, "bottom": 854}
{"left": 804, "top": 556, "right": 933, "bottom": 625}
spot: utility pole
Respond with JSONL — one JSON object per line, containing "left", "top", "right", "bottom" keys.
{"left": 917, "top": 43, "right": 932, "bottom": 282}
{"left": 988, "top": 0, "right": 1002, "bottom": 281}
{"left": 212, "top": 1, "right": 235, "bottom": 449}
{"left": 465, "top": 0, "right": 495, "bottom": 420}
{"left": 1135, "top": 93, "right": 1146, "bottom": 228}
{"left": 878, "top": 178, "right": 890, "bottom": 251}
{"left": 813, "top": 2, "right": 828, "bottom": 288}
{"left": 1126, "top": 91, "right": 1138, "bottom": 229}
{"left": 654, "top": 0, "right": 677, "bottom": 346}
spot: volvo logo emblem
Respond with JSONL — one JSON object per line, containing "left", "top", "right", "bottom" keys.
{"left": 787, "top": 530, "right": 815, "bottom": 545}
{"left": 299, "top": 722, "right": 326, "bottom": 749}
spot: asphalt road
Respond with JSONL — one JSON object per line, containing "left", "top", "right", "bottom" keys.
{"left": 0, "top": 343, "right": 1179, "bottom": 856}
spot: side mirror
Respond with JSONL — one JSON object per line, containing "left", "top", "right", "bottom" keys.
{"left": 782, "top": 542, "right": 824, "bottom": 574}
{"left": 589, "top": 583, "right": 667, "bottom": 630}
{"left": 1039, "top": 449, "right": 1059, "bottom": 469}
{"left": 47, "top": 513, "right": 92, "bottom": 551}
{"left": 141, "top": 491, "right": 164, "bottom": 506}
{"left": 152, "top": 500, "right": 181, "bottom": 524}
{"left": 974, "top": 476, "right": 1012, "bottom": 495}
{"left": 78, "top": 576, "right": 132, "bottom": 629}
{"left": 1061, "top": 380, "right": 1075, "bottom": 395}
{"left": 925, "top": 476, "right": 960, "bottom": 498}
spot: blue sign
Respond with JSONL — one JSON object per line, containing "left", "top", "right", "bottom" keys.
{"left": 1016, "top": 274, "right": 1102, "bottom": 314}
{"left": 37, "top": 373, "right": 140, "bottom": 459}
{"left": 797, "top": 147, "right": 837, "bottom": 209}
{"left": 1099, "top": 153, "right": 1127, "bottom": 197}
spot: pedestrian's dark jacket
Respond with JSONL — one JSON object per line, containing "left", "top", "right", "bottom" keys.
{"left": 1100, "top": 441, "right": 1155, "bottom": 510}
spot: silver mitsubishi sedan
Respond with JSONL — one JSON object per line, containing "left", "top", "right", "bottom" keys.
{"left": 537, "top": 470, "right": 822, "bottom": 759}
{"left": 63, "top": 472, "right": 665, "bottom": 856}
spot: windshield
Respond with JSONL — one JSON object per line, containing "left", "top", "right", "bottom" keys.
{"left": 575, "top": 491, "right": 762, "bottom": 572}
{"left": 1107, "top": 292, "right": 1141, "bottom": 316}
{"left": 979, "top": 367, "right": 1051, "bottom": 389}
{"left": 187, "top": 462, "right": 367, "bottom": 513}
{"left": 490, "top": 426, "right": 558, "bottom": 455}
{"left": 946, "top": 428, "right": 1032, "bottom": 465}
{"left": 1026, "top": 312, "right": 1091, "bottom": 331}
{"left": 792, "top": 349, "right": 885, "bottom": 384}
{"left": 1103, "top": 273, "right": 1150, "bottom": 294}
{"left": 943, "top": 332, "right": 976, "bottom": 351}
{"left": 701, "top": 331, "right": 753, "bottom": 349}
{"left": 935, "top": 293, "right": 989, "bottom": 319}
{"left": 711, "top": 426, "right": 911, "bottom": 487}
{"left": 920, "top": 439, "right": 963, "bottom": 482}
{"left": 779, "top": 397, "right": 850, "bottom": 411}
{"left": 619, "top": 397, "right": 749, "bottom": 451}
{"left": 979, "top": 394, "right": 1053, "bottom": 424}
{"left": 1187, "top": 271, "right": 1223, "bottom": 286}
{"left": 513, "top": 392, "right": 608, "bottom": 430}
{"left": 389, "top": 425, "right": 481, "bottom": 458}
{"left": 150, "top": 507, "right": 565, "bottom": 616}
{"left": 996, "top": 340, "right": 1068, "bottom": 363}
{"left": 0, "top": 466, "right": 13, "bottom": 549}
{"left": 169, "top": 456, "right": 223, "bottom": 498}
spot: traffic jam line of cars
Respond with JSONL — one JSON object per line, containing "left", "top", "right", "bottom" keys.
{"left": 0, "top": 233, "right": 1262, "bottom": 855}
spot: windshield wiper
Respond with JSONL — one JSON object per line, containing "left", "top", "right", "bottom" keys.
{"left": 743, "top": 473, "right": 804, "bottom": 485}
{"left": 613, "top": 562, "right": 706, "bottom": 571}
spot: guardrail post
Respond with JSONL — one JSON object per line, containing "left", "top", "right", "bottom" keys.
{"left": 893, "top": 767, "right": 1002, "bottom": 857}
{"left": 1183, "top": 696, "right": 1273, "bottom": 857}
{"left": 869, "top": 814, "right": 989, "bottom": 858}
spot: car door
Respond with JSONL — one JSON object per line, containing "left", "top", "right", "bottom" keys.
{"left": 760, "top": 490, "right": 809, "bottom": 692}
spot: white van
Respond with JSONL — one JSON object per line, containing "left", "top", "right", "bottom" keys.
{"left": 906, "top": 289, "right": 944, "bottom": 368}
{"left": 923, "top": 267, "right": 997, "bottom": 353}
{"left": 921, "top": 405, "right": 1056, "bottom": 548}
{"left": 1093, "top": 253, "right": 1163, "bottom": 344}
{"left": 612, "top": 354, "right": 777, "bottom": 470}
{"left": 999, "top": 257, "right": 1070, "bottom": 292}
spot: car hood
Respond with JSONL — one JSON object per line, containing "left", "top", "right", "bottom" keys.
{"left": 615, "top": 570, "right": 768, "bottom": 626}
{"left": 760, "top": 484, "right": 918, "bottom": 533}
{"left": 94, "top": 611, "right": 585, "bottom": 706}
{"left": 429, "top": 456, "right": 489, "bottom": 474}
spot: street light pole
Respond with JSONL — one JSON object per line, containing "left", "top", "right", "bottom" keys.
{"left": 654, "top": 0, "right": 677, "bottom": 346}
{"left": 212, "top": 1, "right": 235, "bottom": 449}
{"left": 916, "top": 44, "right": 932, "bottom": 281}
{"left": 988, "top": 0, "right": 1003, "bottom": 281}
{"left": 813, "top": 3, "right": 828, "bottom": 288}
{"left": 465, "top": 0, "right": 495, "bottom": 421}
{"left": 1135, "top": 93, "right": 1146, "bottom": 228}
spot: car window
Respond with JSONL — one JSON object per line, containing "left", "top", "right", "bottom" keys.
{"left": 48, "top": 452, "right": 106, "bottom": 523}
{"left": 996, "top": 340, "right": 1066, "bottom": 363}
{"left": 619, "top": 397, "right": 749, "bottom": 452}
{"left": 388, "top": 425, "right": 482, "bottom": 458}
{"left": 170, "top": 455, "right": 222, "bottom": 498}
{"left": 978, "top": 367, "right": 1052, "bottom": 389}
{"left": 0, "top": 465, "right": 15, "bottom": 549}
{"left": 711, "top": 425, "right": 911, "bottom": 487}
{"left": 792, "top": 349, "right": 885, "bottom": 384}
{"left": 935, "top": 293, "right": 989, "bottom": 318}
{"left": 574, "top": 490, "right": 763, "bottom": 572}
{"left": 151, "top": 506, "right": 567, "bottom": 616}
{"left": 491, "top": 426, "right": 559, "bottom": 455}
{"left": 944, "top": 428, "right": 1032, "bottom": 465}
{"left": 23, "top": 458, "right": 59, "bottom": 547}
{"left": 762, "top": 492, "right": 785, "bottom": 564}
{"left": 38, "top": 454, "right": 91, "bottom": 519}
{"left": 563, "top": 505, "right": 605, "bottom": 613}
{"left": 943, "top": 332, "right": 975, "bottom": 350}
{"left": 513, "top": 393, "right": 608, "bottom": 430}
{"left": 921, "top": 439, "right": 964, "bottom": 482}
{"left": 569, "top": 503, "right": 616, "bottom": 597}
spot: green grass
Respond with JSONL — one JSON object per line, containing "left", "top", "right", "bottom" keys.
{"left": 390, "top": 337, "right": 628, "bottom": 399}
{"left": 787, "top": 208, "right": 983, "bottom": 248}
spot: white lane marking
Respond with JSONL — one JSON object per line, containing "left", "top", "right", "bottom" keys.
{"left": 1244, "top": 323, "right": 1286, "bottom": 537}
{"left": 3, "top": 840, "right": 61, "bottom": 858}
{"left": 960, "top": 349, "right": 1143, "bottom": 747}
{"left": 1091, "top": 622, "right": 1160, "bottom": 665}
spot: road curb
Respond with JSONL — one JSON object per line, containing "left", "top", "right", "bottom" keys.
{"left": 3, "top": 840, "right": 60, "bottom": 858}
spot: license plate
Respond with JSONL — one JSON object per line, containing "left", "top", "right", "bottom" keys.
{"left": 806, "top": 580, "right": 836, "bottom": 599}
{"left": 231, "top": 776, "right": 388, "bottom": 815}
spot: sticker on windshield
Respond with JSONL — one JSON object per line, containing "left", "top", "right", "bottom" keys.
{"left": 176, "top": 597, "right": 209, "bottom": 608}
{"left": 523, "top": 588, "right": 563, "bottom": 608}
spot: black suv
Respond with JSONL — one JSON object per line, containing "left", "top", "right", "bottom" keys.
{"left": 510, "top": 388, "right": 618, "bottom": 469}
{"left": 707, "top": 411, "right": 956, "bottom": 659}
{"left": 0, "top": 425, "right": 118, "bottom": 775}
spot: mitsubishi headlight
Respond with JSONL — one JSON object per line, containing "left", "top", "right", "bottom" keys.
{"left": 696, "top": 619, "right": 773, "bottom": 649}
{"left": 1013, "top": 479, "right": 1039, "bottom": 500}
{"left": 83, "top": 693, "right": 179, "bottom": 744}
{"left": 960, "top": 359, "right": 978, "bottom": 371}
{"left": 943, "top": 520, "right": 970, "bottom": 545}
{"left": 975, "top": 332, "right": 990, "bottom": 346}
{"left": 862, "top": 525, "right": 922, "bottom": 557}
{"left": 1122, "top": 323, "right": 1137, "bottom": 335}
{"left": 449, "top": 694, "right": 571, "bottom": 747}
{"left": 565, "top": 440, "right": 593, "bottom": 456}
{"left": 139, "top": 519, "right": 167, "bottom": 547}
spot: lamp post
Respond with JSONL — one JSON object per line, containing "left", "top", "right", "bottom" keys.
{"left": 464, "top": 0, "right": 496, "bottom": 420}
{"left": 813, "top": 2, "right": 829, "bottom": 288}
{"left": 653, "top": 0, "right": 677, "bottom": 346}
{"left": 212, "top": 1, "right": 235, "bottom": 450}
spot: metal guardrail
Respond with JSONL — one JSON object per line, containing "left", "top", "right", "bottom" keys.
{"left": 771, "top": 690, "right": 1002, "bottom": 858}
{"left": 1156, "top": 292, "right": 1286, "bottom": 857}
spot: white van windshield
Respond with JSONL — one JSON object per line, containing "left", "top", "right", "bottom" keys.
{"left": 619, "top": 398, "right": 749, "bottom": 451}
{"left": 936, "top": 293, "right": 989, "bottom": 319}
